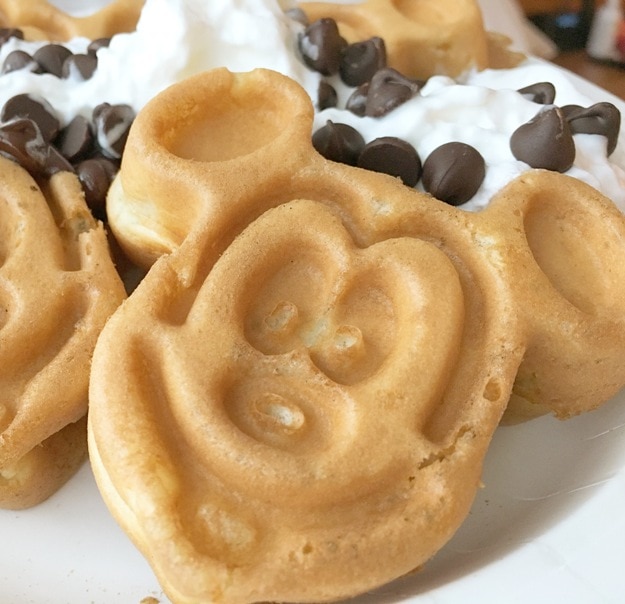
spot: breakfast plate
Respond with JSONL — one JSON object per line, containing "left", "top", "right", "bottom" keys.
{"left": 1, "top": 1, "right": 625, "bottom": 603}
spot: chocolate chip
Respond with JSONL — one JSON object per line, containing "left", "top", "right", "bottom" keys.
{"left": 364, "top": 68, "right": 423, "bottom": 118}
{"left": 2, "top": 50, "right": 40, "bottom": 75}
{"left": 317, "top": 80, "right": 338, "bottom": 110}
{"left": 517, "top": 82, "right": 556, "bottom": 105}
{"left": 357, "top": 136, "right": 422, "bottom": 186}
{"left": 510, "top": 106, "right": 575, "bottom": 172}
{"left": 0, "top": 28, "right": 24, "bottom": 48}
{"left": 33, "top": 44, "right": 73, "bottom": 77}
{"left": 561, "top": 102, "right": 621, "bottom": 156}
{"left": 62, "top": 53, "right": 98, "bottom": 80}
{"left": 76, "top": 157, "right": 118, "bottom": 218}
{"left": 312, "top": 120, "right": 365, "bottom": 166}
{"left": 42, "top": 144, "right": 77, "bottom": 176}
{"left": 345, "top": 67, "right": 424, "bottom": 117}
{"left": 346, "top": 83, "right": 369, "bottom": 117}
{"left": 298, "top": 18, "right": 347, "bottom": 76}
{"left": 1, "top": 94, "right": 60, "bottom": 142}
{"left": 422, "top": 142, "right": 486, "bottom": 206}
{"left": 340, "top": 37, "right": 386, "bottom": 87}
{"left": 92, "top": 103, "right": 135, "bottom": 159}
{"left": 0, "top": 118, "right": 73, "bottom": 177}
{"left": 55, "top": 115, "right": 94, "bottom": 162}
{"left": 87, "top": 37, "right": 111, "bottom": 55}
{"left": 0, "top": 118, "right": 43, "bottom": 173}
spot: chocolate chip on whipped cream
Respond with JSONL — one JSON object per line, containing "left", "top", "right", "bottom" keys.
{"left": 562, "top": 102, "right": 621, "bottom": 156}
{"left": 317, "top": 80, "right": 338, "bottom": 110}
{"left": 344, "top": 84, "right": 369, "bottom": 117}
{"left": 0, "top": 27, "right": 23, "bottom": 49}
{"left": 87, "top": 37, "right": 111, "bottom": 55}
{"left": 56, "top": 115, "right": 94, "bottom": 163}
{"left": 298, "top": 18, "right": 347, "bottom": 76}
{"left": 2, "top": 50, "right": 39, "bottom": 75}
{"left": 348, "top": 67, "right": 424, "bottom": 118}
{"left": 1, "top": 93, "right": 60, "bottom": 142}
{"left": 2, "top": 41, "right": 103, "bottom": 81}
{"left": 510, "top": 106, "right": 576, "bottom": 173}
{"left": 357, "top": 136, "right": 422, "bottom": 186}
{"left": 92, "top": 102, "right": 135, "bottom": 159}
{"left": 310, "top": 122, "right": 485, "bottom": 203}
{"left": 312, "top": 120, "right": 365, "bottom": 166}
{"left": 0, "top": 91, "right": 134, "bottom": 217}
{"left": 422, "top": 142, "right": 486, "bottom": 206}
{"left": 32, "top": 44, "right": 73, "bottom": 78}
{"left": 517, "top": 82, "right": 556, "bottom": 105}
{"left": 0, "top": 118, "right": 44, "bottom": 172}
{"left": 0, "top": 118, "right": 72, "bottom": 177}
{"left": 62, "top": 53, "right": 98, "bottom": 81}
{"left": 302, "top": 17, "right": 624, "bottom": 209}
{"left": 340, "top": 37, "right": 387, "bottom": 87}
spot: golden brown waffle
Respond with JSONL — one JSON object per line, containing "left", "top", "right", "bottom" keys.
{"left": 91, "top": 68, "right": 625, "bottom": 602}
{"left": 0, "top": 159, "right": 126, "bottom": 509}
{"left": 487, "top": 174, "right": 625, "bottom": 422}
{"left": 0, "top": 0, "right": 143, "bottom": 41}
{"left": 299, "top": 0, "right": 489, "bottom": 78}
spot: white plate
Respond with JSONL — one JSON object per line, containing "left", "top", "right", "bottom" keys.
{"left": 2, "top": 393, "right": 625, "bottom": 604}
{"left": 2, "top": 395, "right": 624, "bottom": 604}
{"left": 2, "top": 2, "right": 625, "bottom": 603}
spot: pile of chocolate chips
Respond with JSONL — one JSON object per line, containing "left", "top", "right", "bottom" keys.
{"left": 312, "top": 121, "right": 486, "bottom": 205}
{"left": 0, "top": 28, "right": 134, "bottom": 219}
{"left": 297, "top": 17, "right": 424, "bottom": 118}
{"left": 0, "top": 28, "right": 109, "bottom": 81}
{"left": 298, "top": 17, "right": 486, "bottom": 205}
{"left": 511, "top": 82, "right": 621, "bottom": 171}
{"left": 0, "top": 93, "right": 135, "bottom": 220}
{"left": 298, "top": 16, "right": 622, "bottom": 206}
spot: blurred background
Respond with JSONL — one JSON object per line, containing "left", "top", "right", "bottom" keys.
{"left": 479, "top": 0, "right": 625, "bottom": 98}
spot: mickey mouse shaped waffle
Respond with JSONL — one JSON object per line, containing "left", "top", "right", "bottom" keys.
{"left": 89, "top": 68, "right": 625, "bottom": 603}
{"left": 0, "top": 158, "right": 125, "bottom": 509}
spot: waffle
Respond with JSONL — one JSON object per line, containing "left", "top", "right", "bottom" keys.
{"left": 0, "top": 158, "right": 126, "bottom": 508}
{"left": 90, "top": 68, "right": 625, "bottom": 602}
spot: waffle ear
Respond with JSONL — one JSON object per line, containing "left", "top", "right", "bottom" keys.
{"left": 107, "top": 68, "right": 315, "bottom": 269}
{"left": 485, "top": 170, "right": 625, "bottom": 422}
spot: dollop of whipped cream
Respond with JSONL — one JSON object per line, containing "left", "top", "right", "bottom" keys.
{"left": 2, "top": 0, "right": 624, "bottom": 212}
{"left": 0, "top": 0, "right": 320, "bottom": 122}
{"left": 315, "top": 58, "right": 625, "bottom": 212}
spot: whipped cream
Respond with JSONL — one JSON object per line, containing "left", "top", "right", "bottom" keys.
{"left": 0, "top": 0, "right": 319, "bottom": 122}
{"left": 315, "top": 59, "right": 625, "bottom": 212}
{"left": 3, "top": 0, "right": 625, "bottom": 212}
